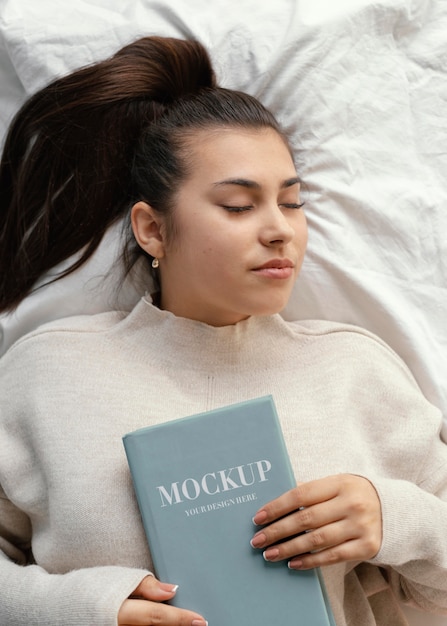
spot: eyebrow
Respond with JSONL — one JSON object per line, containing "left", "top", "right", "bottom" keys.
{"left": 212, "top": 176, "right": 301, "bottom": 190}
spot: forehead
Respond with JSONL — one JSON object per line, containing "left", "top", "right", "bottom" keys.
{"left": 182, "top": 127, "right": 296, "bottom": 180}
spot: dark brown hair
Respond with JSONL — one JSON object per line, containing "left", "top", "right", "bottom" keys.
{"left": 0, "top": 36, "right": 284, "bottom": 312}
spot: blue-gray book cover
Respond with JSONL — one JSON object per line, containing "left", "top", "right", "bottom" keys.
{"left": 123, "top": 395, "right": 336, "bottom": 626}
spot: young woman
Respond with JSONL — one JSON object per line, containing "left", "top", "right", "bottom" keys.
{"left": 0, "top": 36, "right": 446, "bottom": 626}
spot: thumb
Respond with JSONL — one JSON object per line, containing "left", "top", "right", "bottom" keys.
{"left": 131, "top": 575, "right": 179, "bottom": 601}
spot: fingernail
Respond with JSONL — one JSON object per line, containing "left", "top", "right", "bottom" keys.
{"left": 252, "top": 510, "right": 267, "bottom": 525}
{"left": 263, "top": 548, "right": 280, "bottom": 561}
{"left": 159, "top": 582, "right": 179, "bottom": 595}
{"left": 288, "top": 559, "right": 303, "bottom": 569}
{"left": 250, "top": 532, "right": 266, "bottom": 548}
{"left": 192, "top": 620, "right": 208, "bottom": 626}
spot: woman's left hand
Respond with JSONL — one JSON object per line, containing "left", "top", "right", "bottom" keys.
{"left": 250, "top": 474, "right": 382, "bottom": 570}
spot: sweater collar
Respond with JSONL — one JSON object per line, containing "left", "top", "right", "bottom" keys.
{"left": 120, "top": 296, "right": 295, "bottom": 369}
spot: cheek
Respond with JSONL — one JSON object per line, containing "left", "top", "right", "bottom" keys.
{"left": 197, "top": 243, "right": 240, "bottom": 287}
{"left": 302, "top": 226, "right": 309, "bottom": 251}
{"left": 196, "top": 232, "right": 233, "bottom": 261}
{"left": 295, "top": 216, "right": 308, "bottom": 249}
{"left": 183, "top": 241, "right": 224, "bottom": 280}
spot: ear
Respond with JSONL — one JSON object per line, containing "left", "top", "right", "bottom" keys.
{"left": 131, "top": 201, "right": 166, "bottom": 259}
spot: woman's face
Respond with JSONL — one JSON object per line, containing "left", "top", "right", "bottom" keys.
{"left": 143, "top": 127, "right": 307, "bottom": 326}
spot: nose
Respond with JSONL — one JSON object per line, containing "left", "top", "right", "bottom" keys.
{"left": 260, "top": 205, "right": 296, "bottom": 247}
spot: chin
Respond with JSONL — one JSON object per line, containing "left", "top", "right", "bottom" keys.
{"left": 251, "top": 302, "right": 288, "bottom": 317}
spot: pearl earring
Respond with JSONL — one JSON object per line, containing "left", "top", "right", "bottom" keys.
{"left": 151, "top": 258, "right": 159, "bottom": 269}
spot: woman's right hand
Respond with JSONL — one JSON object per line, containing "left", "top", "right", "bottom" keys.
{"left": 118, "top": 575, "right": 208, "bottom": 626}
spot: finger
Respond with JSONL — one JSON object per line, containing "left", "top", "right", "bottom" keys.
{"left": 262, "top": 519, "right": 352, "bottom": 561}
{"left": 251, "top": 477, "right": 381, "bottom": 549}
{"left": 252, "top": 476, "right": 341, "bottom": 525}
{"left": 131, "top": 575, "right": 179, "bottom": 602}
{"left": 251, "top": 498, "right": 342, "bottom": 549}
{"left": 261, "top": 516, "right": 380, "bottom": 566}
{"left": 119, "top": 598, "right": 208, "bottom": 626}
{"left": 288, "top": 536, "right": 376, "bottom": 570}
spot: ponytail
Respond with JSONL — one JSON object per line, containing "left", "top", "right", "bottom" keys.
{"left": 0, "top": 36, "right": 284, "bottom": 313}
{"left": 0, "top": 37, "right": 215, "bottom": 311}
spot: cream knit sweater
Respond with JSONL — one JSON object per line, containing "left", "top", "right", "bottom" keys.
{"left": 1, "top": 298, "right": 447, "bottom": 626}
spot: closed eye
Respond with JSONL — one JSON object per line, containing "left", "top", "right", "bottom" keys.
{"left": 221, "top": 202, "right": 304, "bottom": 213}
{"left": 281, "top": 202, "right": 305, "bottom": 209}
{"left": 221, "top": 205, "right": 253, "bottom": 213}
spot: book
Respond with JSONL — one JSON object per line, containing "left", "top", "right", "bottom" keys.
{"left": 123, "top": 395, "right": 336, "bottom": 626}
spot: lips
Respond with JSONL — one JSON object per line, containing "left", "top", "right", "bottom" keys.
{"left": 255, "top": 259, "right": 294, "bottom": 270}
{"left": 252, "top": 259, "right": 295, "bottom": 279}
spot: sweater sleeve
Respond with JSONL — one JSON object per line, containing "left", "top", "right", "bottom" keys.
{"left": 0, "top": 332, "right": 153, "bottom": 626}
{"left": 311, "top": 322, "right": 447, "bottom": 613}
{"left": 0, "top": 487, "right": 151, "bottom": 626}
{"left": 369, "top": 466, "right": 447, "bottom": 613}
{"left": 359, "top": 345, "right": 447, "bottom": 613}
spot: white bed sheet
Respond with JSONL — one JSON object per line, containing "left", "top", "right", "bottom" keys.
{"left": 0, "top": 3, "right": 446, "bottom": 622}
